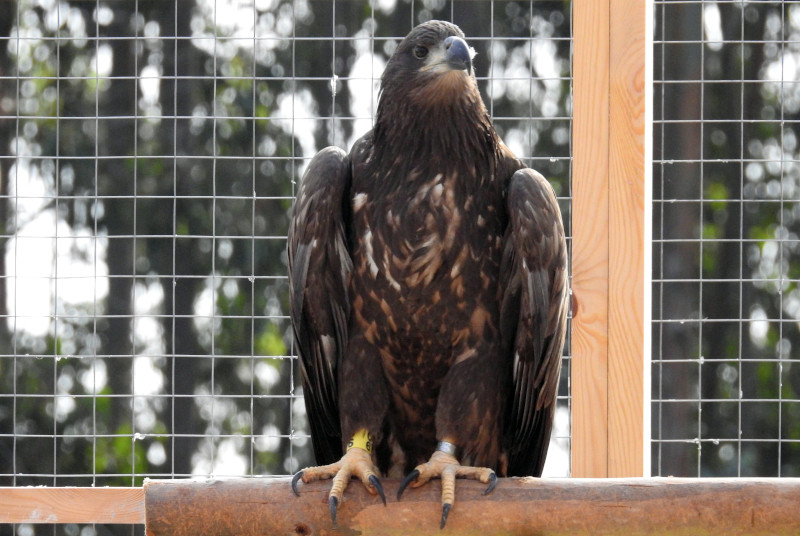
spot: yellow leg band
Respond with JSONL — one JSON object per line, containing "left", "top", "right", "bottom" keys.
{"left": 346, "top": 429, "right": 373, "bottom": 454}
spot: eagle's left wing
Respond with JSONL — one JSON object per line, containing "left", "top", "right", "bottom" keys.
{"left": 288, "top": 146, "right": 353, "bottom": 466}
{"left": 500, "top": 167, "right": 569, "bottom": 477}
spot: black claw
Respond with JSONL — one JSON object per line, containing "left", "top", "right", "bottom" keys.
{"left": 369, "top": 474, "right": 387, "bottom": 506}
{"left": 291, "top": 471, "right": 304, "bottom": 497}
{"left": 329, "top": 495, "right": 338, "bottom": 525}
{"left": 483, "top": 472, "right": 498, "bottom": 495}
{"left": 397, "top": 469, "right": 420, "bottom": 500}
{"left": 440, "top": 503, "right": 452, "bottom": 530}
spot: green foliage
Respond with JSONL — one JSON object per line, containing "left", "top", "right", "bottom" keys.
{"left": 93, "top": 422, "right": 150, "bottom": 487}
{"left": 256, "top": 322, "right": 288, "bottom": 357}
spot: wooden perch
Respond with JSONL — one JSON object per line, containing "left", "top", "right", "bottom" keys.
{"left": 3, "top": 478, "right": 800, "bottom": 534}
{"left": 142, "top": 477, "right": 800, "bottom": 536}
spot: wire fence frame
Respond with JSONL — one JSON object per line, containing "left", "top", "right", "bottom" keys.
{"left": 652, "top": 0, "right": 800, "bottom": 479}
{"left": 0, "top": 2, "right": 575, "bottom": 515}
{"left": 16, "top": 0, "right": 800, "bottom": 520}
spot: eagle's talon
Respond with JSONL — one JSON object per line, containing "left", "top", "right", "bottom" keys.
{"left": 369, "top": 474, "right": 387, "bottom": 505}
{"left": 293, "top": 447, "right": 381, "bottom": 523}
{"left": 483, "top": 472, "right": 498, "bottom": 495}
{"left": 401, "top": 451, "right": 497, "bottom": 526}
{"left": 291, "top": 471, "right": 304, "bottom": 496}
{"left": 440, "top": 502, "right": 452, "bottom": 530}
{"left": 329, "top": 495, "right": 338, "bottom": 524}
{"left": 397, "top": 469, "right": 420, "bottom": 500}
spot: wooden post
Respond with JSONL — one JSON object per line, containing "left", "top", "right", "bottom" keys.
{"left": 572, "top": 0, "right": 611, "bottom": 479}
{"left": 571, "top": 0, "right": 651, "bottom": 477}
{"left": 607, "top": 0, "right": 652, "bottom": 478}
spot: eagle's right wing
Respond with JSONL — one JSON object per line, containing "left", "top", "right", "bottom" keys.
{"left": 288, "top": 146, "right": 353, "bottom": 465}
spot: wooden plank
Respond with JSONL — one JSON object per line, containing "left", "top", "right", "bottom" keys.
{"left": 572, "top": 0, "right": 650, "bottom": 477}
{"left": 571, "top": 0, "right": 611, "bottom": 478}
{"left": 144, "top": 477, "right": 800, "bottom": 536}
{"left": 607, "top": 0, "right": 651, "bottom": 477}
{"left": 0, "top": 487, "right": 145, "bottom": 524}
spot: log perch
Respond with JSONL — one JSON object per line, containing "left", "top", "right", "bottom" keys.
{"left": 143, "top": 477, "right": 800, "bottom": 535}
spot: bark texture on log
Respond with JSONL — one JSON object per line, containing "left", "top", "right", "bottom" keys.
{"left": 144, "top": 477, "right": 800, "bottom": 535}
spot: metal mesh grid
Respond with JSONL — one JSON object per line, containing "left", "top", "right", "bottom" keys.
{"left": 653, "top": 0, "right": 800, "bottom": 477}
{"left": 0, "top": 0, "right": 573, "bottom": 526}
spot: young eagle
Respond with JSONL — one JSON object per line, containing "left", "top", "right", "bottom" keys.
{"left": 288, "top": 20, "right": 568, "bottom": 528}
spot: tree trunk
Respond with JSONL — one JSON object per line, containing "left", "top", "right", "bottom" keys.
{"left": 100, "top": 6, "right": 138, "bottom": 432}
{"left": 156, "top": 1, "right": 205, "bottom": 478}
{"left": 654, "top": 1, "right": 703, "bottom": 477}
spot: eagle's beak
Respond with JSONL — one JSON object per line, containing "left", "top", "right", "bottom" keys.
{"left": 421, "top": 36, "right": 476, "bottom": 74}
{"left": 444, "top": 36, "right": 473, "bottom": 72}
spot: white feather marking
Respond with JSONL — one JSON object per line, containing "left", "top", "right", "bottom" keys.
{"left": 321, "top": 335, "right": 335, "bottom": 361}
{"left": 431, "top": 183, "right": 444, "bottom": 203}
{"left": 335, "top": 235, "right": 351, "bottom": 280}
{"left": 353, "top": 192, "right": 368, "bottom": 211}
{"left": 364, "top": 229, "right": 379, "bottom": 278}
{"left": 382, "top": 250, "right": 402, "bottom": 292}
{"left": 420, "top": 234, "right": 437, "bottom": 249}
{"left": 454, "top": 348, "right": 477, "bottom": 364}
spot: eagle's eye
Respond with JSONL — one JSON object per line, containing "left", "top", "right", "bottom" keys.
{"left": 413, "top": 45, "right": 428, "bottom": 59}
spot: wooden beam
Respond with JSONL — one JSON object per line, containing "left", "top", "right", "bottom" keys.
{"left": 607, "top": 0, "right": 652, "bottom": 477}
{"left": 572, "top": 0, "right": 611, "bottom": 478}
{"left": 142, "top": 477, "right": 800, "bottom": 535}
{"left": 571, "top": 0, "right": 651, "bottom": 477}
{"left": 0, "top": 487, "right": 145, "bottom": 524}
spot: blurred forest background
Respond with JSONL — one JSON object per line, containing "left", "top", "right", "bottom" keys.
{"left": 0, "top": 2, "right": 571, "bottom": 531}
{"left": 653, "top": 1, "right": 800, "bottom": 478}
{"left": 2, "top": 0, "right": 800, "bottom": 532}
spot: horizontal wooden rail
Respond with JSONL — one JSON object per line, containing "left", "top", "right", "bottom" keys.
{"left": 4, "top": 478, "right": 800, "bottom": 534}
{"left": 0, "top": 487, "right": 144, "bottom": 524}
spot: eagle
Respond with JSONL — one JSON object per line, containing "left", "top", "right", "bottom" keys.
{"left": 288, "top": 20, "right": 568, "bottom": 528}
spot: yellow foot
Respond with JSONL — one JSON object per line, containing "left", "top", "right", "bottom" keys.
{"left": 291, "top": 447, "right": 385, "bottom": 524}
{"left": 396, "top": 450, "right": 497, "bottom": 529}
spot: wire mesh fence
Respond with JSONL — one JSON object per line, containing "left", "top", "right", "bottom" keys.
{"left": 653, "top": 0, "right": 800, "bottom": 478}
{"left": 0, "top": 2, "right": 573, "bottom": 533}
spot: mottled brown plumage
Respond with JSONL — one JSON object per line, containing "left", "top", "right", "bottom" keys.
{"left": 288, "top": 20, "right": 568, "bottom": 526}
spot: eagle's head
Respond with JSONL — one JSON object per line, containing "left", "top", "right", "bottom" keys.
{"left": 372, "top": 20, "right": 493, "bottom": 156}
{"left": 379, "top": 20, "right": 479, "bottom": 108}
